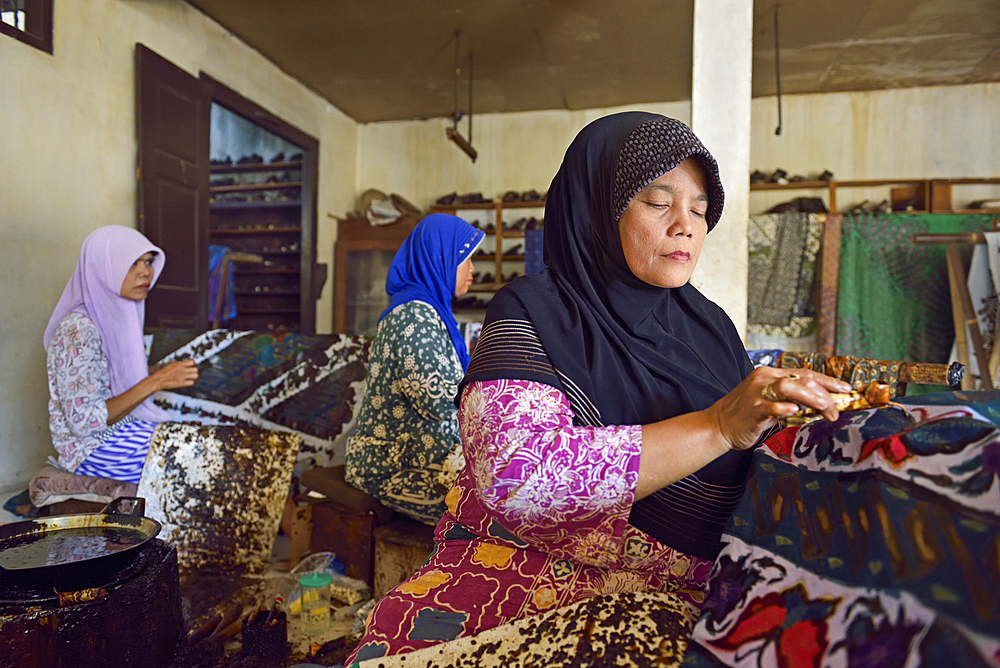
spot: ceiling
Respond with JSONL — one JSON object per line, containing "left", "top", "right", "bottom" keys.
{"left": 187, "top": 0, "right": 1000, "bottom": 124}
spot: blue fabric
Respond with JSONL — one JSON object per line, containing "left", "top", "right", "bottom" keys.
{"left": 380, "top": 214, "right": 484, "bottom": 370}
{"left": 75, "top": 418, "right": 157, "bottom": 484}
{"left": 209, "top": 245, "right": 238, "bottom": 322}
{"left": 524, "top": 228, "right": 545, "bottom": 275}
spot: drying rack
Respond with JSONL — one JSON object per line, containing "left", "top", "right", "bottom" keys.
{"left": 911, "top": 219, "right": 1000, "bottom": 389}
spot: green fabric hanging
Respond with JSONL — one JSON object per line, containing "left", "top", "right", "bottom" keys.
{"left": 836, "top": 213, "right": 996, "bottom": 370}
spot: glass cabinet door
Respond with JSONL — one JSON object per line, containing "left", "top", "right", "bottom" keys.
{"left": 343, "top": 248, "right": 396, "bottom": 336}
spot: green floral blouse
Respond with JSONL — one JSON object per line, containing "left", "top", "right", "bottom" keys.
{"left": 345, "top": 301, "right": 465, "bottom": 524}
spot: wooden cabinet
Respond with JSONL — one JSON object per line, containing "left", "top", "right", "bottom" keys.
{"left": 334, "top": 216, "right": 419, "bottom": 335}
{"left": 428, "top": 200, "right": 545, "bottom": 311}
{"left": 209, "top": 159, "right": 313, "bottom": 332}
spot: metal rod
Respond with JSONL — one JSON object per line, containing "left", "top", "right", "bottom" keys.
{"left": 911, "top": 232, "right": 988, "bottom": 245}
{"left": 773, "top": 4, "right": 782, "bottom": 136}
{"left": 468, "top": 51, "right": 474, "bottom": 145}
{"left": 453, "top": 30, "right": 460, "bottom": 129}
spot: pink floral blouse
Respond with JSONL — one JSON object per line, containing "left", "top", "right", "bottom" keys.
{"left": 348, "top": 378, "right": 714, "bottom": 663}
{"left": 46, "top": 313, "right": 113, "bottom": 471}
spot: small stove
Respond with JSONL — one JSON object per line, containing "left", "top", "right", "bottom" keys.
{"left": 0, "top": 539, "right": 182, "bottom": 668}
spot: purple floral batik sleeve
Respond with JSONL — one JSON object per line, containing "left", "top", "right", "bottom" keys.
{"left": 459, "top": 378, "right": 643, "bottom": 567}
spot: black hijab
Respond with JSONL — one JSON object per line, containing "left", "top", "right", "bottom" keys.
{"left": 461, "top": 112, "right": 755, "bottom": 560}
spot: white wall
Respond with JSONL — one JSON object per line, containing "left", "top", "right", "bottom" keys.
{"left": 357, "top": 83, "right": 1000, "bottom": 336}
{"left": 749, "top": 84, "right": 1000, "bottom": 213}
{"left": 0, "top": 0, "right": 358, "bottom": 491}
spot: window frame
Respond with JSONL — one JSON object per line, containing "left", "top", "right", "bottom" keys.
{"left": 0, "top": 0, "right": 53, "bottom": 54}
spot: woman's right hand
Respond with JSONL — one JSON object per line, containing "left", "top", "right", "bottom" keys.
{"left": 150, "top": 359, "right": 199, "bottom": 391}
{"left": 706, "top": 367, "right": 853, "bottom": 451}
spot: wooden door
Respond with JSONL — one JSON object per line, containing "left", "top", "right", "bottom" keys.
{"left": 136, "top": 44, "right": 210, "bottom": 330}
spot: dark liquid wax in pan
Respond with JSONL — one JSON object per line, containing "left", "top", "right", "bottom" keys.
{"left": 0, "top": 527, "right": 146, "bottom": 570}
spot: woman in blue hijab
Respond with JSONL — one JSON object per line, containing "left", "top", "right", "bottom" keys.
{"left": 345, "top": 214, "right": 485, "bottom": 523}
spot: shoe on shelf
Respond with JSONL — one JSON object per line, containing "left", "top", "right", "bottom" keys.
{"left": 817, "top": 169, "right": 834, "bottom": 182}
{"left": 788, "top": 174, "right": 806, "bottom": 182}
{"left": 460, "top": 192, "right": 489, "bottom": 204}
{"left": 271, "top": 152, "right": 285, "bottom": 163}
{"left": 750, "top": 170, "right": 768, "bottom": 184}
{"left": 502, "top": 190, "right": 520, "bottom": 202}
{"left": 769, "top": 169, "right": 789, "bottom": 185}
{"left": 436, "top": 192, "right": 458, "bottom": 205}
{"left": 474, "top": 249, "right": 492, "bottom": 258}
{"left": 288, "top": 152, "right": 304, "bottom": 163}
{"left": 503, "top": 244, "right": 523, "bottom": 256}
{"left": 481, "top": 273, "right": 494, "bottom": 284}
{"left": 521, "top": 189, "right": 542, "bottom": 202}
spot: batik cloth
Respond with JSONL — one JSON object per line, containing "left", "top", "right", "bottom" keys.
{"left": 686, "top": 389, "right": 1000, "bottom": 666}
{"left": 46, "top": 312, "right": 156, "bottom": 474}
{"left": 345, "top": 301, "right": 465, "bottom": 524}
{"left": 837, "top": 213, "right": 996, "bottom": 367}
{"left": 746, "top": 212, "right": 824, "bottom": 350}
{"left": 347, "top": 378, "right": 714, "bottom": 665}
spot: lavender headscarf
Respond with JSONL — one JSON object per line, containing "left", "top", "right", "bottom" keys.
{"left": 44, "top": 226, "right": 168, "bottom": 422}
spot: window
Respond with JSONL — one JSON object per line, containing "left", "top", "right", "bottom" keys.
{"left": 1, "top": 0, "right": 52, "bottom": 53}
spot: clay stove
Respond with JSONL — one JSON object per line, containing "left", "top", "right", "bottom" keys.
{"left": 0, "top": 539, "right": 182, "bottom": 668}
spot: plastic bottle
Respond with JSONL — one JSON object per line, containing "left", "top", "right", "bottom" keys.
{"left": 299, "top": 572, "right": 333, "bottom": 635}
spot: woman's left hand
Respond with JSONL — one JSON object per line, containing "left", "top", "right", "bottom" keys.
{"left": 707, "top": 367, "right": 853, "bottom": 451}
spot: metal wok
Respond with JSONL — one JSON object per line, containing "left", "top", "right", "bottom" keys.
{"left": 0, "top": 497, "right": 161, "bottom": 590}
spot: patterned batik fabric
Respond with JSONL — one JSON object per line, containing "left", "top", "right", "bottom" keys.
{"left": 746, "top": 212, "right": 824, "bottom": 349}
{"left": 46, "top": 313, "right": 120, "bottom": 471}
{"left": 837, "top": 212, "right": 997, "bottom": 366}
{"left": 150, "top": 328, "right": 371, "bottom": 483}
{"left": 345, "top": 301, "right": 466, "bottom": 524}
{"left": 347, "top": 378, "right": 713, "bottom": 664}
{"left": 686, "top": 389, "right": 1000, "bottom": 667}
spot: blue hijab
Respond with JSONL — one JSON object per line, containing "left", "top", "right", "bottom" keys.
{"left": 380, "top": 213, "right": 485, "bottom": 370}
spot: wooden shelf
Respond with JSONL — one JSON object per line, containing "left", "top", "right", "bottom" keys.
{"left": 237, "top": 308, "right": 301, "bottom": 314}
{"left": 210, "top": 160, "right": 303, "bottom": 173}
{"left": 235, "top": 289, "right": 300, "bottom": 295}
{"left": 211, "top": 226, "right": 303, "bottom": 235}
{"left": 751, "top": 176, "right": 1000, "bottom": 214}
{"left": 209, "top": 200, "right": 302, "bottom": 210}
{"left": 233, "top": 267, "right": 301, "bottom": 275}
{"left": 210, "top": 181, "right": 302, "bottom": 194}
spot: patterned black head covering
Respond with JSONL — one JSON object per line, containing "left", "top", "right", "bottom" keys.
{"left": 461, "top": 112, "right": 754, "bottom": 561}
{"left": 612, "top": 117, "right": 725, "bottom": 230}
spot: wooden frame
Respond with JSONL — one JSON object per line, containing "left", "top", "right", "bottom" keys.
{"left": 0, "top": 0, "right": 52, "bottom": 54}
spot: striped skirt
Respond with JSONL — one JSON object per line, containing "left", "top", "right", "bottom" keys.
{"left": 75, "top": 418, "right": 157, "bottom": 484}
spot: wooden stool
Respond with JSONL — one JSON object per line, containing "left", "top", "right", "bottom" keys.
{"left": 372, "top": 517, "right": 436, "bottom": 600}
{"left": 298, "top": 465, "right": 394, "bottom": 589}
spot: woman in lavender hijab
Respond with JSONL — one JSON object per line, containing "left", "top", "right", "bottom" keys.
{"left": 44, "top": 225, "right": 199, "bottom": 484}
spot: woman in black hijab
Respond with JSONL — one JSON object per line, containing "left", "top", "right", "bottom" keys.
{"left": 347, "top": 113, "right": 849, "bottom": 664}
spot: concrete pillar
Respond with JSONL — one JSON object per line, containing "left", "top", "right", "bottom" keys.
{"left": 689, "top": 0, "right": 753, "bottom": 337}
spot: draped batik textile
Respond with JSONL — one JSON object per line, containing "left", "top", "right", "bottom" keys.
{"left": 746, "top": 212, "right": 824, "bottom": 351}
{"left": 837, "top": 213, "right": 996, "bottom": 369}
{"left": 686, "top": 389, "right": 1000, "bottom": 666}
